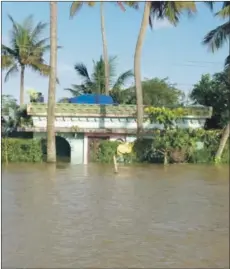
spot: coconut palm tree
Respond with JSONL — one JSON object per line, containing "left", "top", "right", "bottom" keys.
{"left": 70, "top": 1, "right": 138, "bottom": 96}
{"left": 64, "top": 56, "right": 133, "bottom": 102}
{"left": 47, "top": 2, "right": 58, "bottom": 163}
{"left": 203, "top": 2, "right": 230, "bottom": 161}
{"left": 203, "top": 2, "right": 230, "bottom": 67}
{"left": 134, "top": 2, "right": 215, "bottom": 136}
{"left": 1, "top": 15, "right": 51, "bottom": 106}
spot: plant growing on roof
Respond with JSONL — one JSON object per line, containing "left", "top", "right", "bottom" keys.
{"left": 145, "top": 107, "right": 185, "bottom": 129}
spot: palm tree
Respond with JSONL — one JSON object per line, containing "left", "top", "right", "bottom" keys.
{"left": 64, "top": 56, "right": 133, "bottom": 102}
{"left": 47, "top": 2, "right": 58, "bottom": 163}
{"left": 1, "top": 15, "right": 51, "bottom": 106}
{"left": 134, "top": 2, "right": 197, "bottom": 136}
{"left": 70, "top": 1, "right": 138, "bottom": 95}
{"left": 203, "top": 2, "right": 230, "bottom": 161}
{"left": 203, "top": 2, "right": 230, "bottom": 67}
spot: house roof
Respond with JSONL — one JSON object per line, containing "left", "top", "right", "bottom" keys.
{"left": 27, "top": 103, "right": 213, "bottom": 118}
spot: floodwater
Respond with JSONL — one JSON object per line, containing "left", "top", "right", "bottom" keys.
{"left": 2, "top": 163, "right": 229, "bottom": 268}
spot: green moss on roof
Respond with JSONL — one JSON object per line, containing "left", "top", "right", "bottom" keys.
{"left": 27, "top": 103, "right": 212, "bottom": 118}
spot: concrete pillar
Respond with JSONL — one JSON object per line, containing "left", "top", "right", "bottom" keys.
{"left": 68, "top": 134, "right": 84, "bottom": 164}
{"left": 83, "top": 135, "right": 88, "bottom": 164}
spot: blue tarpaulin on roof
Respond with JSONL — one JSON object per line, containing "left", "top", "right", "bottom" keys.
{"left": 69, "top": 94, "right": 115, "bottom": 105}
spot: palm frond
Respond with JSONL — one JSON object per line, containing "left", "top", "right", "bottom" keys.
{"left": 149, "top": 2, "right": 197, "bottom": 28}
{"left": 203, "top": 1, "right": 214, "bottom": 12}
{"left": 203, "top": 21, "right": 230, "bottom": 52}
{"left": 70, "top": 2, "right": 83, "bottom": 18}
{"left": 74, "top": 63, "right": 91, "bottom": 82}
{"left": 30, "top": 21, "right": 48, "bottom": 43}
{"left": 225, "top": 54, "right": 230, "bottom": 68}
{"left": 116, "top": 2, "right": 126, "bottom": 11}
{"left": 113, "top": 70, "right": 134, "bottom": 90}
{"left": 88, "top": 2, "right": 96, "bottom": 7}
{"left": 8, "top": 14, "right": 20, "bottom": 36}
{"left": 2, "top": 44, "right": 17, "bottom": 57}
{"left": 216, "top": 2, "right": 230, "bottom": 19}
{"left": 124, "top": 2, "right": 139, "bottom": 10}
{"left": 29, "top": 62, "right": 59, "bottom": 84}
{"left": 65, "top": 56, "right": 133, "bottom": 96}
{"left": 4, "top": 64, "right": 19, "bottom": 82}
{"left": 1, "top": 54, "right": 15, "bottom": 69}
{"left": 64, "top": 87, "right": 82, "bottom": 96}
{"left": 29, "top": 62, "right": 50, "bottom": 76}
{"left": 22, "top": 15, "right": 34, "bottom": 34}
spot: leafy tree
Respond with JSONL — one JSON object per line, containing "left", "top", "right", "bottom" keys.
{"left": 190, "top": 71, "right": 230, "bottom": 129}
{"left": 1, "top": 15, "right": 51, "bottom": 106}
{"left": 120, "top": 78, "right": 184, "bottom": 106}
{"left": 70, "top": 1, "right": 138, "bottom": 95}
{"left": 64, "top": 56, "right": 133, "bottom": 98}
{"left": 2, "top": 94, "right": 18, "bottom": 116}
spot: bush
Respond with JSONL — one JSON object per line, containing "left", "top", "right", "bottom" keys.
{"left": 97, "top": 140, "right": 136, "bottom": 164}
{"left": 97, "top": 140, "right": 120, "bottom": 163}
{"left": 2, "top": 138, "right": 43, "bottom": 163}
{"left": 134, "top": 129, "right": 229, "bottom": 165}
{"left": 133, "top": 138, "right": 163, "bottom": 163}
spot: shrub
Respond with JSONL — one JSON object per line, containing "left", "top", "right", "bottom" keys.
{"left": 2, "top": 138, "right": 43, "bottom": 163}
{"left": 134, "top": 129, "right": 229, "bottom": 165}
{"left": 97, "top": 140, "right": 120, "bottom": 163}
{"left": 97, "top": 140, "right": 136, "bottom": 164}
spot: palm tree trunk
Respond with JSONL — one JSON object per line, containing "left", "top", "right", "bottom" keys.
{"left": 20, "top": 65, "right": 25, "bottom": 106}
{"left": 215, "top": 15, "right": 230, "bottom": 161}
{"left": 100, "top": 2, "right": 110, "bottom": 95}
{"left": 134, "top": 2, "right": 151, "bottom": 137}
{"left": 47, "top": 1, "right": 57, "bottom": 163}
{"left": 215, "top": 122, "right": 229, "bottom": 161}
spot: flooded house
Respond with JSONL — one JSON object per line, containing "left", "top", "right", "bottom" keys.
{"left": 21, "top": 95, "right": 212, "bottom": 164}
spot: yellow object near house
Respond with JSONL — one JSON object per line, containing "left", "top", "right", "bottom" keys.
{"left": 117, "top": 142, "right": 134, "bottom": 156}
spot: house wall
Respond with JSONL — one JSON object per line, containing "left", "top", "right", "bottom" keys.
{"left": 31, "top": 115, "right": 208, "bottom": 165}
{"left": 31, "top": 116, "right": 206, "bottom": 130}
{"left": 33, "top": 132, "right": 84, "bottom": 165}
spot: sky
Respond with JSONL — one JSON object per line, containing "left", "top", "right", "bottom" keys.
{"left": 1, "top": 1, "right": 228, "bottom": 103}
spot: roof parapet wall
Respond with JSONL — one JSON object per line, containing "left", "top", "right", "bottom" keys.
{"left": 27, "top": 103, "right": 213, "bottom": 118}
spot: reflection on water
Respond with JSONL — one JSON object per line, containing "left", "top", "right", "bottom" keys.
{"left": 2, "top": 163, "right": 229, "bottom": 268}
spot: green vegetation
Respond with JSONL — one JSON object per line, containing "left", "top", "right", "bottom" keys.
{"left": 203, "top": 2, "right": 230, "bottom": 69}
{"left": 96, "top": 140, "right": 136, "bottom": 164}
{"left": 2, "top": 138, "right": 43, "bottom": 163}
{"left": 190, "top": 70, "right": 230, "bottom": 129}
{"left": 63, "top": 56, "right": 133, "bottom": 98}
{"left": 96, "top": 130, "right": 229, "bottom": 165}
{"left": 2, "top": 15, "right": 51, "bottom": 106}
{"left": 117, "top": 77, "right": 185, "bottom": 106}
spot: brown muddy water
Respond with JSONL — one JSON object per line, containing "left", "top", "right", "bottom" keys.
{"left": 2, "top": 163, "right": 229, "bottom": 268}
